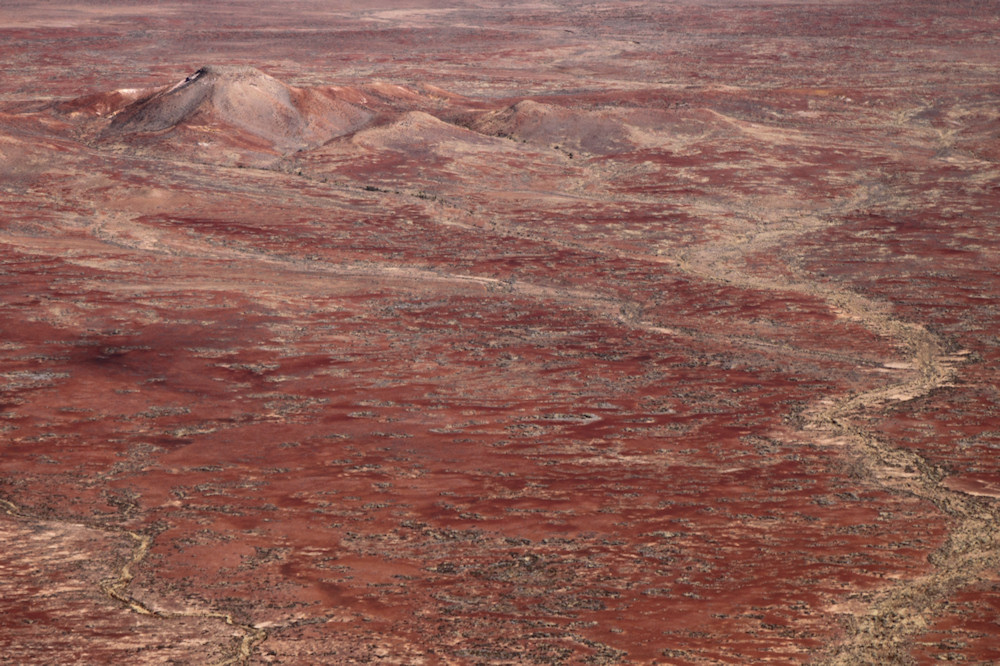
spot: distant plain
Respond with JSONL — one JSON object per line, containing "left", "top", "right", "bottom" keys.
{"left": 2, "top": 1, "right": 999, "bottom": 663}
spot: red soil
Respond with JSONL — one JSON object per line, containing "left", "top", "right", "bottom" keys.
{"left": 1, "top": 1, "right": 998, "bottom": 664}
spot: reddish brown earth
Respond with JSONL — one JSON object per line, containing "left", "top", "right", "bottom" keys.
{"left": 2, "top": 1, "right": 999, "bottom": 663}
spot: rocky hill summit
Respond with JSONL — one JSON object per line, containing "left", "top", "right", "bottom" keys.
{"left": 102, "top": 65, "right": 374, "bottom": 154}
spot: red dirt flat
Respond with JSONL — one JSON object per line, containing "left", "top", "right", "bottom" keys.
{"left": 1, "top": 1, "right": 998, "bottom": 663}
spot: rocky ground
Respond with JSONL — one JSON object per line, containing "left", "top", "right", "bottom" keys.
{"left": 1, "top": 1, "right": 999, "bottom": 663}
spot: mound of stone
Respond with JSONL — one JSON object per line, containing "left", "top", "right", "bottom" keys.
{"left": 100, "top": 65, "right": 374, "bottom": 156}
{"left": 471, "top": 99, "right": 633, "bottom": 155}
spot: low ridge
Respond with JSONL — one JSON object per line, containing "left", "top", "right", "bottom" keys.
{"left": 471, "top": 99, "right": 634, "bottom": 155}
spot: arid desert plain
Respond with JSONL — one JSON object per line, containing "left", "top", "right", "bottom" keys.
{"left": 2, "top": 1, "right": 1000, "bottom": 663}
